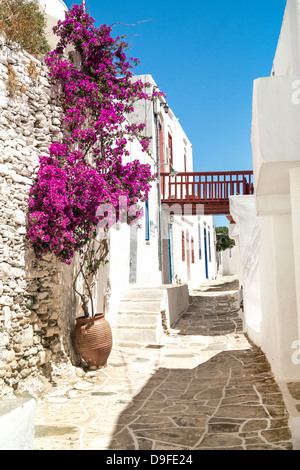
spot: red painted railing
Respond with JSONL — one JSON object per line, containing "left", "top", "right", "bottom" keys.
{"left": 161, "top": 171, "right": 254, "bottom": 215}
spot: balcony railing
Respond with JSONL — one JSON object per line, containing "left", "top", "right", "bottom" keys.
{"left": 160, "top": 171, "right": 254, "bottom": 215}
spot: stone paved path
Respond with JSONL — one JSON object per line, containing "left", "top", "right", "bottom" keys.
{"left": 34, "top": 278, "right": 293, "bottom": 450}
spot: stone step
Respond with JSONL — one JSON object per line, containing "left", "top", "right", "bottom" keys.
{"left": 0, "top": 398, "right": 36, "bottom": 450}
{"left": 118, "top": 300, "right": 163, "bottom": 314}
{"left": 112, "top": 323, "right": 164, "bottom": 345}
{"left": 112, "top": 311, "right": 161, "bottom": 327}
{"left": 121, "top": 288, "right": 166, "bottom": 301}
{"left": 112, "top": 286, "right": 167, "bottom": 345}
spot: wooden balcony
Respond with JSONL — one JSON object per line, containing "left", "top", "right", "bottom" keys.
{"left": 160, "top": 171, "right": 254, "bottom": 215}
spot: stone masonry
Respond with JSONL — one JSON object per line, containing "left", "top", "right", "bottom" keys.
{"left": 0, "top": 33, "right": 77, "bottom": 399}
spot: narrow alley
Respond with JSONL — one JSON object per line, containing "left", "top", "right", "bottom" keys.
{"left": 33, "top": 278, "right": 295, "bottom": 451}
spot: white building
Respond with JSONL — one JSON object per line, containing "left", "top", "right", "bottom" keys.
{"left": 218, "top": 245, "right": 240, "bottom": 278}
{"left": 96, "top": 75, "right": 217, "bottom": 344}
{"left": 230, "top": 0, "right": 300, "bottom": 448}
{"left": 250, "top": 0, "right": 300, "bottom": 383}
{"left": 35, "top": 0, "right": 68, "bottom": 48}
{"left": 131, "top": 74, "right": 217, "bottom": 287}
{"left": 23, "top": 0, "right": 218, "bottom": 343}
{"left": 132, "top": 75, "right": 217, "bottom": 287}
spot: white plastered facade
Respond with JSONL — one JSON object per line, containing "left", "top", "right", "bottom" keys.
{"left": 35, "top": 0, "right": 68, "bottom": 48}
{"left": 231, "top": 0, "right": 300, "bottom": 385}
{"left": 97, "top": 75, "right": 217, "bottom": 334}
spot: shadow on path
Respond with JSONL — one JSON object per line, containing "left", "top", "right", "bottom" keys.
{"left": 106, "top": 283, "right": 292, "bottom": 450}
{"left": 194, "top": 278, "right": 240, "bottom": 293}
{"left": 107, "top": 349, "right": 292, "bottom": 450}
{"left": 33, "top": 279, "right": 294, "bottom": 451}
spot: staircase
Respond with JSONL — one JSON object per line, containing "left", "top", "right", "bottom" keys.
{"left": 111, "top": 287, "right": 168, "bottom": 345}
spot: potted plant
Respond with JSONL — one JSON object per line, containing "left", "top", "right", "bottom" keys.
{"left": 27, "top": 4, "right": 164, "bottom": 368}
{"left": 72, "top": 230, "right": 113, "bottom": 369}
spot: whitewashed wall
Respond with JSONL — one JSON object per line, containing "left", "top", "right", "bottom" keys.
{"left": 229, "top": 196, "right": 262, "bottom": 347}
{"left": 101, "top": 135, "right": 162, "bottom": 324}
{"left": 129, "top": 75, "right": 217, "bottom": 287}
{"left": 36, "top": 0, "right": 68, "bottom": 20}
{"left": 35, "top": 0, "right": 68, "bottom": 49}
{"left": 172, "top": 216, "right": 217, "bottom": 288}
{"left": 249, "top": 0, "right": 300, "bottom": 382}
{"left": 219, "top": 246, "right": 240, "bottom": 278}
{"left": 272, "top": 0, "right": 300, "bottom": 76}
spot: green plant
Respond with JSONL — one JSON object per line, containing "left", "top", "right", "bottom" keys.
{"left": 216, "top": 226, "right": 235, "bottom": 252}
{"left": 0, "top": 0, "right": 50, "bottom": 56}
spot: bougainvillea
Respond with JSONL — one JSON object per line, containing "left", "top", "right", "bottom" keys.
{"left": 27, "top": 4, "right": 164, "bottom": 269}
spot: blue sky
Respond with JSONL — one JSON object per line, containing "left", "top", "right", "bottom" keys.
{"left": 63, "top": 0, "right": 286, "bottom": 226}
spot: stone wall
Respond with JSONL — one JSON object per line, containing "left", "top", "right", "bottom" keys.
{"left": 0, "top": 33, "right": 78, "bottom": 398}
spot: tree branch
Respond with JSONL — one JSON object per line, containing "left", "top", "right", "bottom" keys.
{"left": 110, "top": 19, "right": 153, "bottom": 27}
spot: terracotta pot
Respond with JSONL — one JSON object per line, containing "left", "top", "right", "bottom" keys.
{"left": 73, "top": 314, "right": 113, "bottom": 368}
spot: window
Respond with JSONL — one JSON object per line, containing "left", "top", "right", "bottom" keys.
{"left": 168, "top": 133, "right": 173, "bottom": 171}
{"left": 208, "top": 230, "right": 212, "bottom": 262}
{"left": 159, "top": 122, "right": 164, "bottom": 166}
{"left": 182, "top": 231, "right": 185, "bottom": 261}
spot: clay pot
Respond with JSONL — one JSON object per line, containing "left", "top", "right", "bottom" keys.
{"left": 73, "top": 314, "right": 113, "bottom": 368}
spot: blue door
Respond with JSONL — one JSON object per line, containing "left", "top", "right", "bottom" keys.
{"left": 204, "top": 227, "right": 209, "bottom": 279}
{"left": 168, "top": 223, "right": 173, "bottom": 283}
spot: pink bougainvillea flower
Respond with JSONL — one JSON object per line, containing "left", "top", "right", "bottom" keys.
{"left": 27, "top": 4, "right": 164, "bottom": 265}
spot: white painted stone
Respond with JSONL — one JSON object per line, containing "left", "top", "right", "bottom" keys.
{"left": 2, "top": 349, "right": 15, "bottom": 363}
{"left": 13, "top": 209, "right": 26, "bottom": 225}
{"left": 0, "top": 33, "right": 6, "bottom": 47}
{"left": 0, "top": 333, "right": 9, "bottom": 349}
{"left": 0, "top": 164, "right": 11, "bottom": 177}
{"left": 3, "top": 307, "right": 11, "bottom": 329}
{"left": 21, "top": 326, "right": 34, "bottom": 349}
{"left": 0, "top": 296, "right": 13, "bottom": 307}
{"left": 0, "top": 398, "right": 36, "bottom": 450}
{"left": 38, "top": 350, "right": 51, "bottom": 366}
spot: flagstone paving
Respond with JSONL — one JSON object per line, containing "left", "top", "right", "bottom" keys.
{"left": 34, "top": 278, "right": 294, "bottom": 450}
